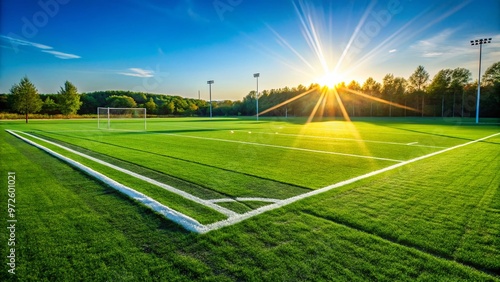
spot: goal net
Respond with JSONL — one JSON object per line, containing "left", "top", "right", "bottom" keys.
{"left": 98, "top": 107, "right": 147, "bottom": 131}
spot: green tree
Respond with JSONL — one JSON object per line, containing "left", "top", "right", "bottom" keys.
{"left": 482, "top": 61, "right": 500, "bottom": 86}
{"left": 393, "top": 77, "right": 407, "bottom": 116}
{"left": 480, "top": 62, "right": 500, "bottom": 117}
{"left": 346, "top": 80, "right": 361, "bottom": 116}
{"left": 59, "top": 81, "right": 82, "bottom": 116}
{"left": 165, "top": 101, "right": 175, "bottom": 115}
{"left": 188, "top": 102, "right": 199, "bottom": 115}
{"left": 450, "top": 68, "right": 471, "bottom": 117}
{"left": 382, "top": 74, "right": 396, "bottom": 116}
{"left": 408, "top": 65, "right": 429, "bottom": 116}
{"left": 362, "top": 77, "right": 381, "bottom": 116}
{"left": 144, "top": 97, "right": 157, "bottom": 114}
{"left": 428, "top": 69, "right": 452, "bottom": 117}
{"left": 11, "top": 76, "right": 43, "bottom": 123}
{"left": 42, "top": 96, "right": 60, "bottom": 115}
{"left": 106, "top": 95, "right": 137, "bottom": 108}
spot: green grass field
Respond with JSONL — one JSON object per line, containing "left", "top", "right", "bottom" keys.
{"left": 1, "top": 117, "right": 499, "bottom": 280}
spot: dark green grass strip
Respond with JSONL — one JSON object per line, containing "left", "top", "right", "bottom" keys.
{"left": 214, "top": 201, "right": 253, "bottom": 214}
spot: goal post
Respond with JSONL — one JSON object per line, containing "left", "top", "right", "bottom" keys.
{"left": 97, "top": 107, "right": 147, "bottom": 131}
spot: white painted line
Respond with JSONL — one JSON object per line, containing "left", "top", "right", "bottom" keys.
{"left": 207, "top": 199, "right": 237, "bottom": 203}
{"left": 406, "top": 142, "right": 419, "bottom": 145}
{"left": 236, "top": 197, "right": 281, "bottom": 203}
{"left": 8, "top": 130, "right": 238, "bottom": 218}
{"left": 165, "top": 133, "right": 404, "bottom": 163}
{"left": 207, "top": 197, "right": 281, "bottom": 203}
{"left": 6, "top": 130, "right": 207, "bottom": 233}
{"left": 201, "top": 132, "right": 500, "bottom": 233}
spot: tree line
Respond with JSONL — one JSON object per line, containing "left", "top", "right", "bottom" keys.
{"left": 237, "top": 62, "right": 499, "bottom": 118}
{"left": 1, "top": 62, "right": 498, "bottom": 122}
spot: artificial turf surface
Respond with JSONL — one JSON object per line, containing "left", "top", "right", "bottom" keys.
{"left": 0, "top": 117, "right": 499, "bottom": 280}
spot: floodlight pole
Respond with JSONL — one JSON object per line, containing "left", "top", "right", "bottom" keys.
{"left": 470, "top": 38, "right": 492, "bottom": 124}
{"left": 207, "top": 80, "right": 214, "bottom": 118}
{"left": 254, "top": 73, "right": 260, "bottom": 120}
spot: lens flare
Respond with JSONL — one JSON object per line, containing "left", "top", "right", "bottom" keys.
{"left": 316, "top": 71, "right": 344, "bottom": 89}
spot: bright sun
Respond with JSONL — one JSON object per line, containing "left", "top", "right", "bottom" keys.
{"left": 317, "top": 71, "right": 343, "bottom": 89}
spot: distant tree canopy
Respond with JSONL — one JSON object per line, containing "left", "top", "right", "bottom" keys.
{"left": 106, "top": 95, "right": 138, "bottom": 108}
{"left": 1, "top": 62, "right": 499, "bottom": 119}
{"left": 10, "top": 76, "right": 43, "bottom": 123}
{"left": 59, "top": 81, "right": 82, "bottom": 115}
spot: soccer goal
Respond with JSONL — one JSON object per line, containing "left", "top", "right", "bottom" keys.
{"left": 97, "top": 107, "right": 147, "bottom": 131}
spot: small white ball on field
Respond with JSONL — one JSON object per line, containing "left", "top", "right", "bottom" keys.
{"left": 230, "top": 131, "right": 234, "bottom": 133}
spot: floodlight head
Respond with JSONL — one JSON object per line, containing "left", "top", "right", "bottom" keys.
{"left": 470, "top": 38, "right": 493, "bottom": 46}
{"left": 207, "top": 80, "right": 214, "bottom": 84}
{"left": 254, "top": 73, "right": 260, "bottom": 78}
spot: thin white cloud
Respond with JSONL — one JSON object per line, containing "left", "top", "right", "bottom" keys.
{"left": 410, "top": 28, "right": 462, "bottom": 58}
{"left": 422, "top": 52, "right": 443, "bottom": 58}
{"left": 389, "top": 49, "right": 397, "bottom": 53}
{"left": 119, "top": 68, "right": 155, "bottom": 78}
{"left": 41, "top": 50, "right": 81, "bottom": 59}
{"left": 0, "top": 35, "right": 52, "bottom": 50}
{"left": 1, "top": 34, "right": 81, "bottom": 60}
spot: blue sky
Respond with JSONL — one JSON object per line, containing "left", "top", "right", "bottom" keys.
{"left": 1, "top": 0, "right": 499, "bottom": 100}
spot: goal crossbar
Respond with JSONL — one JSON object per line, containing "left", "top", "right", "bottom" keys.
{"left": 97, "top": 107, "right": 147, "bottom": 130}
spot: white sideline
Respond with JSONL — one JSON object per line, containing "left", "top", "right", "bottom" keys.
{"left": 7, "top": 130, "right": 238, "bottom": 218}
{"left": 201, "top": 132, "right": 500, "bottom": 232}
{"left": 165, "top": 133, "right": 404, "bottom": 163}
{"left": 6, "top": 130, "right": 207, "bottom": 233}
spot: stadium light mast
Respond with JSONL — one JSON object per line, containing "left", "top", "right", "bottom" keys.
{"left": 470, "top": 38, "right": 492, "bottom": 124}
{"left": 207, "top": 80, "right": 214, "bottom": 118}
{"left": 254, "top": 73, "right": 260, "bottom": 120}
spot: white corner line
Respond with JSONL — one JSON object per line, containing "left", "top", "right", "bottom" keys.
{"left": 5, "top": 129, "right": 209, "bottom": 233}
